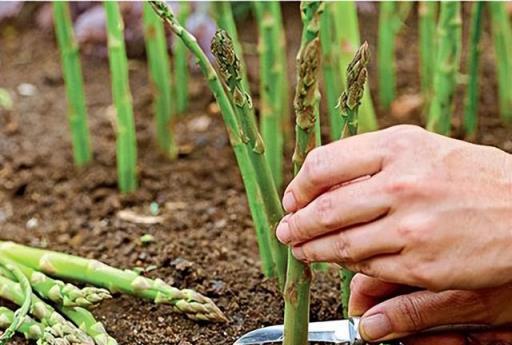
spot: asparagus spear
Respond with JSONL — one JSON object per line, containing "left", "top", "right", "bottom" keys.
{"left": 174, "top": 2, "right": 191, "bottom": 115}
{"left": 59, "top": 307, "right": 117, "bottom": 345}
{"left": 418, "top": 2, "right": 438, "bottom": 109}
{"left": 143, "top": 2, "right": 178, "bottom": 159}
{"left": 0, "top": 258, "right": 111, "bottom": 308}
{"left": 427, "top": 2, "right": 461, "bottom": 135}
{"left": 463, "top": 2, "right": 484, "bottom": 138}
{"left": 332, "top": 2, "right": 377, "bottom": 133}
{"left": 283, "top": 3, "right": 323, "bottom": 345}
{"left": 0, "top": 257, "right": 32, "bottom": 344}
{"left": 0, "top": 241, "right": 226, "bottom": 322}
{"left": 149, "top": 0, "right": 289, "bottom": 288}
{"left": 337, "top": 42, "right": 370, "bottom": 318}
{"left": 104, "top": 1, "right": 138, "bottom": 193}
{"left": 488, "top": 2, "right": 512, "bottom": 123}
{"left": 210, "top": 29, "right": 276, "bottom": 278}
{"left": 253, "top": 2, "right": 285, "bottom": 190}
{"left": 53, "top": 2, "right": 92, "bottom": 167}
{"left": 0, "top": 274, "right": 93, "bottom": 344}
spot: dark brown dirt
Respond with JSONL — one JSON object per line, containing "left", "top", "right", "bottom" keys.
{"left": 0, "top": 3, "right": 510, "bottom": 345}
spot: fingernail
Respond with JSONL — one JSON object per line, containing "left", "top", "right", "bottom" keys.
{"left": 276, "top": 215, "right": 291, "bottom": 244}
{"left": 282, "top": 191, "right": 297, "bottom": 212}
{"left": 292, "top": 246, "right": 305, "bottom": 261}
{"left": 359, "top": 313, "right": 392, "bottom": 341}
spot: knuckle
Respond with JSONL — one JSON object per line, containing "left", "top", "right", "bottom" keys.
{"left": 301, "top": 243, "right": 318, "bottom": 262}
{"left": 334, "top": 232, "right": 352, "bottom": 262}
{"left": 396, "top": 295, "right": 425, "bottom": 331}
{"left": 314, "top": 195, "right": 337, "bottom": 229}
{"left": 385, "top": 177, "right": 419, "bottom": 197}
{"left": 383, "top": 125, "right": 426, "bottom": 153}
{"left": 303, "top": 147, "right": 330, "bottom": 186}
{"left": 287, "top": 214, "right": 307, "bottom": 242}
{"left": 396, "top": 217, "right": 429, "bottom": 246}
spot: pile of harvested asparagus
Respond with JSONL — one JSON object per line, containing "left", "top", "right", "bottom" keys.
{"left": 0, "top": 241, "right": 226, "bottom": 345}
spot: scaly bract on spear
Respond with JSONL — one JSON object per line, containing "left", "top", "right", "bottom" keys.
{"left": 337, "top": 42, "right": 370, "bottom": 318}
{"left": 59, "top": 306, "right": 118, "bottom": 345}
{"left": 283, "top": 2, "right": 323, "bottom": 344}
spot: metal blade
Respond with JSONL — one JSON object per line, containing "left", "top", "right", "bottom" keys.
{"left": 233, "top": 319, "right": 360, "bottom": 345}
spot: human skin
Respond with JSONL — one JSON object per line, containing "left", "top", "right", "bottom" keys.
{"left": 276, "top": 125, "right": 512, "bottom": 291}
{"left": 349, "top": 273, "right": 512, "bottom": 344}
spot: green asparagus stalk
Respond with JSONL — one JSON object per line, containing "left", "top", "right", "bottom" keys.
{"left": 0, "top": 307, "right": 44, "bottom": 342}
{"left": 488, "top": 2, "right": 512, "bottom": 123}
{"left": 0, "top": 257, "right": 32, "bottom": 344}
{"left": 143, "top": 2, "right": 178, "bottom": 159}
{"left": 104, "top": 1, "right": 138, "bottom": 193}
{"left": 332, "top": 2, "right": 377, "bottom": 133}
{"left": 210, "top": 30, "right": 276, "bottom": 278}
{"left": 0, "top": 241, "right": 226, "bottom": 322}
{"left": 148, "top": 0, "right": 289, "bottom": 288}
{"left": 174, "top": 2, "right": 191, "bottom": 115}
{"left": 0, "top": 258, "right": 111, "bottom": 308}
{"left": 337, "top": 42, "right": 370, "bottom": 318}
{"left": 0, "top": 274, "right": 93, "bottom": 344}
{"left": 463, "top": 2, "right": 484, "bottom": 138}
{"left": 377, "top": 2, "right": 401, "bottom": 109}
{"left": 253, "top": 2, "right": 285, "bottom": 190}
{"left": 283, "top": 3, "right": 323, "bottom": 344}
{"left": 418, "top": 2, "right": 438, "bottom": 109}
{"left": 427, "top": 2, "right": 462, "bottom": 135}
{"left": 59, "top": 307, "right": 117, "bottom": 345}
{"left": 212, "top": 2, "right": 250, "bottom": 93}
{"left": 53, "top": 2, "right": 92, "bottom": 167}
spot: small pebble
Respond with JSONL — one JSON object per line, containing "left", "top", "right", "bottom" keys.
{"left": 17, "top": 83, "right": 37, "bottom": 97}
{"left": 26, "top": 217, "right": 38, "bottom": 229}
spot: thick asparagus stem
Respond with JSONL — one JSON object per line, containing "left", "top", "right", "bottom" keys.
{"left": 149, "top": 0, "right": 288, "bottom": 287}
{"left": 254, "top": 2, "right": 285, "bottom": 190}
{"left": 174, "top": 2, "right": 191, "bottom": 115}
{"left": 284, "top": 3, "right": 323, "bottom": 345}
{"left": 0, "top": 307, "right": 44, "bottom": 342}
{"left": 427, "top": 2, "right": 461, "bottom": 135}
{"left": 143, "top": 2, "right": 178, "bottom": 159}
{"left": 488, "top": 2, "right": 512, "bottom": 123}
{"left": 211, "top": 30, "right": 277, "bottom": 278}
{"left": 104, "top": 1, "right": 138, "bottom": 193}
{"left": 59, "top": 307, "right": 117, "bottom": 345}
{"left": 463, "top": 2, "right": 484, "bottom": 138}
{"left": 377, "top": 1, "right": 401, "bottom": 109}
{"left": 0, "top": 257, "right": 32, "bottom": 344}
{"left": 53, "top": 2, "right": 92, "bottom": 167}
{"left": 0, "top": 274, "right": 93, "bottom": 345}
{"left": 418, "top": 2, "right": 438, "bottom": 109}
{"left": 0, "top": 241, "right": 226, "bottom": 322}
{"left": 337, "top": 42, "right": 369, "bottom": 318}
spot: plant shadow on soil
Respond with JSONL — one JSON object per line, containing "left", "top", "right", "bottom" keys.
{"left": 0, "top": 3, "right": 510, "bottom": 345}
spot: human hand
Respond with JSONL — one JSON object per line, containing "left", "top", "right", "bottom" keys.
{"left": 349, "top": 274, "right": 512, "bottom": 344}
{"left": 276, "top": 125, "right": 512, "bottom": 291}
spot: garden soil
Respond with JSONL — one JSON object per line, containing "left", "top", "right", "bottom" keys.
{"left": 0, "top": 3, "right": 510, "bottom": 345}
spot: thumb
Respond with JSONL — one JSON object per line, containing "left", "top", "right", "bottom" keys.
{"left": 358, "top": 289, "right": 489, "bottom": 342}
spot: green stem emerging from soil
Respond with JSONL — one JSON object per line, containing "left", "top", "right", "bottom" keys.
{"left": 284, "top": 3, "right": 323, "bottom": 344}
{"left": 143, "top": 2, "right": 178, "bottom": 159}
{"left": 426, "top": 2, "right": 461, "bottom": 135}
{"left": 418, "top": 2, "right": 438, "bottom": 111}
{"left": 337, "top": 42, "right": 369, "bottom": 318}
{"left": 53, "top": 2, "right": 92, "bottom": 167}
{"left": 488, "top": 1, "right": 512, "bottom": 123}
{"left": 149, "top": 0, "right": 289, "bottom": 287}
{"left": 0, "top": 241, "right": 227, "bottom": 322}
{"left": 174, "top": 2, "right": 191, "bottom": 115}
{"left": 463, "top": 2, "right": 484, "bottom": 138}
{"left": 104, "top": 1, "right": 138, "bottom": 193}
{"left": 332, "top": 2, "right": 377, "bottom": 133}
{"left": 59, "top": 306, "right": 118, "bottom": 345}
{"left": 254, "top": 2, "right": 285, "bottom": 191}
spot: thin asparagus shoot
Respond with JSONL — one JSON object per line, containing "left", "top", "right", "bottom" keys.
{"left": 0, "top": 307, "right": 44, "bottom": 342}
{"left": 427, "top": 2, "right": 462, "bottom": 135}
{"left": 332, "top": 1, "right": 377, "bottom": 133}
{"left": 463, "top": 2, "right": 484, "bottom": 138}
{"left": 149, "top": 0, "right": 289, "bottom": 288}
{"left": 143, "top": 2, "right": 178, "bottom": 159}
{"left": 53, "top": 2, "right": 92, "bottom": 166}
{"left": 174, "top": 2, "right": 191, "bottom": 115}
{"left": 104, "top": 1, "right": 138, "bottom": 192}
{"left": 59, "top": 307, "right": 117, "bottom": 345}
{"left": 337, "top": 42, "right": 370, "bottom": 318}
{"left": 284, "top": 3, "right": 323, "bottom": 344}
{"left": 488, "top": 2, "right": 512, "bottom": 123}
{"left": 418, "top": 2, "right": 438, "bottom": 110}
{"left": 0, "top": 241, "right": 227, "bottom": 322}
